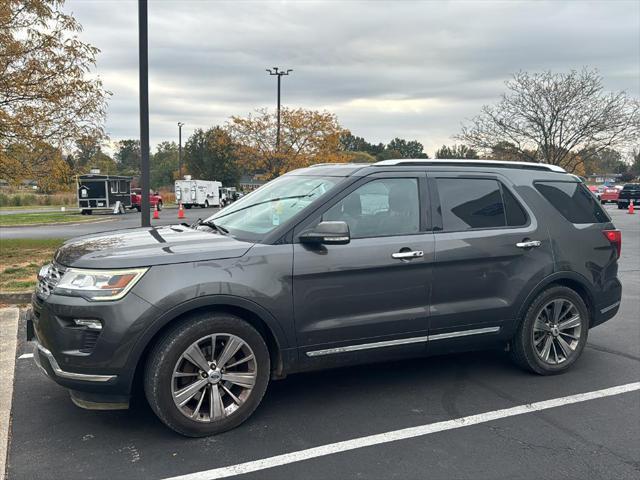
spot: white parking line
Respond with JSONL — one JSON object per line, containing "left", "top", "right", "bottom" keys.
{"left": 18, "top": 353, "right": 33, "bottom": 359}
{"left": 163, "top": 381, "right": 640, "bottom": 480}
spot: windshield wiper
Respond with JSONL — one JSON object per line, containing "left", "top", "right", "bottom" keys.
{"left": 211, "top": 194, "right": 310, "bottom": 220}
{"left": 191, "top": 218, "right": 229, "bottom": 235}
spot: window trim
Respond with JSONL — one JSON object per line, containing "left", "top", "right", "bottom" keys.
{"left": 292, "top": 172, "right": 431, "bottom": 242}
{"left": 428, "top": 172, "right": 532, "bottom": 234}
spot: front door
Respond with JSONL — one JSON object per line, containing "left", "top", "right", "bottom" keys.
{"left": 292, "top": 174, "right": 434, "bottom": 358}
{"left": 428, "top": 172, "right": 555, "bottom": 341}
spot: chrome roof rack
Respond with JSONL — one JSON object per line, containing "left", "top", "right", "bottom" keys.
{"left": 373, "top": 158, "right": 566, "bottom": 173}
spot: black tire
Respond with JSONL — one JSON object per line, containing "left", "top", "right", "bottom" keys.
{"left": 157, "top": 201, "right": 163, "bottom": 212}
{"left": 85, "top": 209, "right": 92, "bottom": 215}
{"left": 144, "top": 312, "right": 270, "bottom": 437}
{"left": 136, "top": 205, "right": 142, "bottom": 212}
{"left": 510, "top": 286, "right": 589, "bottom": 375}
{"left": 184, "top": 204, "right": 192, "bottom": 209}
{"left": 617, "top": 202, "right": 626, "bottom": 209}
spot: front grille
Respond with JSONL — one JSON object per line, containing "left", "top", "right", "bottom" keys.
{"left": 36, "top": 263, "right": 66, "bottom": 299}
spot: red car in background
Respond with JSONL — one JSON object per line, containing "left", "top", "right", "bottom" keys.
{"left": 599, "top": 186, "right": 620, "bottom": 204}
{"left": 130, "top": 188, "right": 163, "bottom": 211}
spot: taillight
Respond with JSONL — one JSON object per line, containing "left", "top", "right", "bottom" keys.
{"left": 602, "top": 229, "right": 621, "bottom": 259}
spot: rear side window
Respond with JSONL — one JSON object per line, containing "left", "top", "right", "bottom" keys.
{"left": 535, "top": 181, "right": 608, "bottom": 224}
{"left": 436, "top": 178, "right": 527, "bottom": 231}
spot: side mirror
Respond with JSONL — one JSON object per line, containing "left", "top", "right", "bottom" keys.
{"left": 299, "top": 221, "right": 350, "bottom": 245}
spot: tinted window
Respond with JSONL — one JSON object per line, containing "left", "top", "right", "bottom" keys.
{"left": 109, "top": 181, "right": 118, "bottom": 194}
{"left": 437, "top": 178, "right": 505, "bottom": 230}
{"left": 502, "top": 185, "right": 528, "bottom": 226}
{"left": 119, "top": 180, "right": 128, "bottom": 193}
{"left": 323, "top": 178, "right": 420, "bottom": 238}
{"left": 535, "top": 181, "right": 609, "bottom": 223}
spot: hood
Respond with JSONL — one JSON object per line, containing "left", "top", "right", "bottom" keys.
{"left": 54, "top": 225, "right": 254, "bottom": 269}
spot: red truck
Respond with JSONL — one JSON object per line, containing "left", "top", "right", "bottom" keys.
{"left": 130, "top": 188, "right": 163, "bottom": 212}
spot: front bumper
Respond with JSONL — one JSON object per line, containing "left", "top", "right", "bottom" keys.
{"left": 28, "top": 289, "right": 157, "bottom": 403}
{"left": 32, "top": 340, "right": 117, "bottom": 383}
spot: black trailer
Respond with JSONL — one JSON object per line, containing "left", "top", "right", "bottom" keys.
{"left": 77, "top": 174, "right": 132, "bottom": 215}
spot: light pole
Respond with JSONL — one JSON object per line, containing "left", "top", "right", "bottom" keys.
{"left": 178, "top": 122, "right": 184, "bottom": 179}
{"left": 138, "top": 0, "right": 150, "bottom": 227}
{"left": 266, "top": 67, "right": 292, "bottom": 151}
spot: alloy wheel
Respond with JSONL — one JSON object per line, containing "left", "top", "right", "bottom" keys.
{"left": 171, "top": 333, "right": 257, "bottom": 422}
{"left": 532, "top": 298, "right": 582, "bottom": 365}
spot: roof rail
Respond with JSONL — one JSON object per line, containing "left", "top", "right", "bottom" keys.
{"left": 373, "top": 159, "right": 566, "bottom": 173}
{"left": 308, "top": 163, "right": 361, "bottom": 168}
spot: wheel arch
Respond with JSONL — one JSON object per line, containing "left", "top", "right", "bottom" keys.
{"left": 514, "top": 272, "right": 596, "bottom": 333}
{"left": 129, "top": 296, "right": 291, "bottom": 397}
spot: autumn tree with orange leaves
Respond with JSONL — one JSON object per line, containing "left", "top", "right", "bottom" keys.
{"left": 0, "top": 0, "right": 109, "bottom": 184}
{"left": 228, "top": 108, "right": 350, "bottom": 179}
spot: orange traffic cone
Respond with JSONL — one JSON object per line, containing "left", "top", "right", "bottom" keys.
{"left": 153, "top": 203, "right": 160, "bottom": 219}
{"left": 178, "top": 203, "right": 185, "bottom": 219}
{"left": 629, "top": 200, "right": 635, "bottom": 215}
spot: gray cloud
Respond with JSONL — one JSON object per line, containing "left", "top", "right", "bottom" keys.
{"left": 65, "top": 0, "right": 640, "bottom": 155}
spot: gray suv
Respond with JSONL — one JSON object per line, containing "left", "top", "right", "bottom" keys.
{"left": 29, "top": 160, "right": 622, "bottom": 436}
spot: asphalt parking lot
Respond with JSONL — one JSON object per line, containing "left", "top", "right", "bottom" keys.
{"left": 0, "top": 205, "right": 216, "bottom": 240}
{"left": 4, "top": 205, "right": 640, "bottom": 480}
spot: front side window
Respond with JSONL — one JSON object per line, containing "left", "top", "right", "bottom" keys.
{"left": 535, "top": 181, "right": 609, "bottom": 224}
{"left": 323, "top": 178, "right": 420, "bottom": 238}
{"left": 209, "top": 174, "right": 342, "bottom": 240}
{"left": 436, "top": 178, "right": 527, "bottom": 231}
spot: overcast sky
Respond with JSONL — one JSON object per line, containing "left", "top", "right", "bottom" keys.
{"left": 65, "top": 0, "right": 640, "bottom": 156}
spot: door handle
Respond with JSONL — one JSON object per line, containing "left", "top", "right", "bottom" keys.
{"left": 392, "top": 250, "right": 424, "bottom": 259}
{"left": 516, "top": 240, "right": 541, "bottom": 249}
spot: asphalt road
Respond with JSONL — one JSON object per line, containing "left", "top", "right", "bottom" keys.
{"left": 0, "top": 206, "right": 217, "bottom": 239}
{"left": 5, "top": 205, "right": 640, "bottom": 480}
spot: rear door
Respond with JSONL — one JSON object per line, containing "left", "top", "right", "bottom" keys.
{"left": 428, "top": 171, "right": 554, "bottom": 342}
{"left": 292, "top": 172, "right": 434, "bottom": 359}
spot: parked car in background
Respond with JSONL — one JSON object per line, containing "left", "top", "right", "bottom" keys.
{"left": 131, "top": 188, "right": 163, "bottom": 212}
{"left": 617, "top": 183, "right": 640, "bottom": 209}
{"left": 600, "top": 186, "right": 620, "bottom": 204}
{"left": 29, "top": 159, "right": 622, "bottom": 437}
{"left": 588, "top": 184, "right": 601, "bottom": 201}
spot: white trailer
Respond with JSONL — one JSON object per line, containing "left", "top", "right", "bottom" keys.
{"left": 175, "top": 177, "right": 222, "bottom": 208}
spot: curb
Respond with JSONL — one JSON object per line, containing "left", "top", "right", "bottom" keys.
{"left": 0, "top": 292, "right": 31, "bottom": 305}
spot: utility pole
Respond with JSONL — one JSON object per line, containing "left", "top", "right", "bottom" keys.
{"left": 266, "top": 67, "right": 292, "bottom": 151}
{"left": 178, "top": 122, "right": 184, "bottom": 179}
{"left": 138, "top": 0, "right": 150, "bottom": 227}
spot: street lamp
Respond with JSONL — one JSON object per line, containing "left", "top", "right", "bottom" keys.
{"left": 266, "top": 67, "right": 292, "bottom": 151}
{"left": 178, "top": 122, "right": 184, "bottom": 179}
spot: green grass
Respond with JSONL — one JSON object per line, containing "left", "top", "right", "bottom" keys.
{"left": 0, "top": 211, "right": 95, "bottom": 226}
{"left": 0, "top": 238, "right": 65, "bottom": 292}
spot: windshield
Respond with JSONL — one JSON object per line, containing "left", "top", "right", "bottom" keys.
{"left": 206, "top": 174, "right": 342, "bottom": 240}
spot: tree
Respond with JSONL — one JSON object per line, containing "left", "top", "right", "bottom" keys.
{"left": 151, "top": 141, "right": 179, "bottom": 188}
{"left": 386, "top": 138, "right": 429, "bottom": 158}
{"left": 114, "top": 139, "right": 141, "bottom": 175}
{"left": 340, "top": 132, "right": 385, "bottom": 157}
{"left": 457, "top": 69, "right": 639, "bottom": 172}
{"left": 434, "top": 144, "right": 479, "bottom": 159}
{"left": 184, "top": 127, "right": 240, "bottom": 187}
{"left": 0, "top": 0, "right": 109, "bottom": 164}
{"left": 229, "top": 108, "right": 350, "bottom": 178}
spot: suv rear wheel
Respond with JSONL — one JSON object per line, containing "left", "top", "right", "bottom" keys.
{"left": 510, "top": 286, "right": 589, "bottom": 375}
{"left": 144, "top": 313, "right": 270, "bottom": 437}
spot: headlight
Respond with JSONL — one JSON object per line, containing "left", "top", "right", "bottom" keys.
{"left": 54, "top": 267, "right": 148, "bottom": 301}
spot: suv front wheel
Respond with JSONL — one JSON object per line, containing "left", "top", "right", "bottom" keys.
{"left": 510, "top": 286, "right": 589, "bottom": 375}
{"left": 144, "top": 313, "right": 270, "bottom": 437}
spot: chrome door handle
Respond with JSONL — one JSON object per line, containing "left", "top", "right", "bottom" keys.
{"left": 392, "top": 250, "right": 424, "bottom": 259}
{"left": 516, "top": 240, "right": 541, "bottom": 249}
